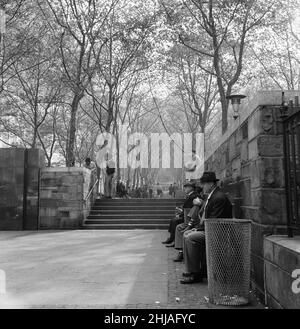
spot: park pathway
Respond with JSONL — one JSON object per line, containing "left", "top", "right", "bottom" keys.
{"left": 0, "top": 230, "right": 262, "bottom": 309}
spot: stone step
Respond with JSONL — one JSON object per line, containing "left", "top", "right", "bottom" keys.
{"left": 91, "top": 206, "right": 175, "bottom": 210}
{"left": 93, "top": 203, "right": 182, "bottom": 207}
{"left": 82, "top": 223, "right": 169, "bottom": 230}
{"left": 83, "top": 198, "right": 180, "bottom": 230}
{"left": 94, "top": 199, "right": 184, "bottom": 205}
{"left": 85, "top": 218, "right": 169, "bottom": 224}
{"left": 92, "top": 205, "right": 177, "bottom": 209}
{"left": 90, "top": 209, "right": 174, "bottom": 214}
{"left": 95, "top": 198, "right": 184, "bottom": 201}
{"left": 87, "top": 214, "right": 172, "bottom": 219}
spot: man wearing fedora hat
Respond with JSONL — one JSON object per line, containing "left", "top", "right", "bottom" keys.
{"left": 162, "top": 181, "right": 199, "bottom": 246}
{"left": 180, "top": 171, "right": 232, "bottom": 284}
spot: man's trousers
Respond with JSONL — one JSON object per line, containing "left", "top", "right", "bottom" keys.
{"left": 168, "top": 217, "right": 184, "bottom": 242}
{"left": 183, "top": 230, "right": 206, "bottom": 274}
{"left": 174, "top": 223, "right": 189, "bottom": 249}
{"left": 174, "top": 206, "right": 200, "bottom": 250}
{"left": 104, "top": 173, "right": 114, "bottom": 197}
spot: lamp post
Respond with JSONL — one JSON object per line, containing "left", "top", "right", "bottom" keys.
{"left": 226, "top": 94, "right": 247, "bottom": 120}
{"left": 279, "top": 91, "right": 289, "bottom": 119}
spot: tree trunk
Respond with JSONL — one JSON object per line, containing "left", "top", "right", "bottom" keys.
{"left": 217, "top": 79, "right": 228, "bottom": 134}
{"left": 116, "top": 125, "right": 121, "bottom": 181}
{"left": 66, "top": 93, "right": 83, "bottom": 166}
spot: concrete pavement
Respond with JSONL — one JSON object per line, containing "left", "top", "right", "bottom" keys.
{"left": 0, "top": 230, "right": 169, "bottom": 308}
{"left": 0, "top": 230, "right": 262, "bottom": 308}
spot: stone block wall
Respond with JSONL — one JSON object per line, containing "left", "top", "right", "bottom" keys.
{"left": 39, "top": 167, "right": 92, "bottom": 229}
{"left": 0, "top": 148, "right": 45, "bottom": 230}
{"left": 25, "top": 149, "right": 46, "bottom": 230}
{"left": 204, "top": 90, "right": 300, "bottom": 300}
{"left": 264, "top": 236, "right": 300, "bottom": 309}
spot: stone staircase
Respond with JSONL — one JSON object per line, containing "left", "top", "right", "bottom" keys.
{"left": 82, "top": 198, "right": 185, "bottom": 229}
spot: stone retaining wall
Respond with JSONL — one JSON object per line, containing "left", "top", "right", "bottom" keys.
{"left": 264, "top": 236, "right": 300, "bottom": 309}
{"left": 204, "top": 90, "right": 300, "bottom": 300}
{"left": 39, "top": 167, "right": 93, "bottom": 229}
{"left": 0, "top": 148, "right": 45, "bottom": 230}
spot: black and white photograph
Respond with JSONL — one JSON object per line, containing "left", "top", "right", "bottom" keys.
{"left": 0, "top": 0, "right": 299, "bottom": 318}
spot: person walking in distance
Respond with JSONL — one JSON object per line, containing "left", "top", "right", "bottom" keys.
{"left": 104, "top": 153, "right": 115, "bottom": 199}
{"left": 149, "top": 185, "right": 153, "bottom": 199}
{"left": 156, "top": 182, "right": 163, "bottom": 198}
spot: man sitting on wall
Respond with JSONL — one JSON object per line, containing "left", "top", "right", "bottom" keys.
{"left": 162, "top": 181, "right": 199, "bottom": 246}
{"left": 180, "top": 172, "right": 232, "bottom": 284}
{"left": 173, "top": 187, "right": 205, "bottom": 262}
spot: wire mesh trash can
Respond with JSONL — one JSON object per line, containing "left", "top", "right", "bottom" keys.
{"left": 204, "top": 218, "right": 252, "bottom": 306}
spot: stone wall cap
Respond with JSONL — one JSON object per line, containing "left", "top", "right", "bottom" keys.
{"left": 265, "top": 235, "right": 300, "bottom": 253}
{"left": 41, "top": 167, "right": 89, "bottom": 173}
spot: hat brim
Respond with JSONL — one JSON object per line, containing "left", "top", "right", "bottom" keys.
{"left": 200, "top": 178, "right": 219, "bottom": 183}
{"left": 183, "top": 183, "right": 195, "bottom": 187}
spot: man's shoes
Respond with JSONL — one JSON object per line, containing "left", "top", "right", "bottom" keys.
{"left": 162, "top": 238, "right": 173, "bottom": 244}
{"left": 165, "top": 243, "right": 175, "bottom": 248}
{"left": 182, "top": 272, "right": 192, "bottom": 277}
{"left": 180, "top": 273, "right": 203, "bottom": 284}
{"left": 173, "top": 251, "right": 183, "bottom": 262}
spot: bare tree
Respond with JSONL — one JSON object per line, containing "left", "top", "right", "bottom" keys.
{"left": 43, "top": 0, "right": 117, "bottom": 166}
{"left": 162, "top": 0, "right": 280, "bottom": 133}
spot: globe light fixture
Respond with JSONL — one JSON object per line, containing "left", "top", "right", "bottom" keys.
{"left": 279, "top": 91, "right": 289, "bottom": 119}
{"left": 226, "top": 94, "right": 247, "bottom": 120}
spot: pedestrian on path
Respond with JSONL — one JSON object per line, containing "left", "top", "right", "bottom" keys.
{"left": 156, "top": 182, "right": 163, "bottom": 198}
{"left": 104, "top": 153, "right": 115, "bottom": 199}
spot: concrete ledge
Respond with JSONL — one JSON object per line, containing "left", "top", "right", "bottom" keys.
{"left": 264, "top": 235, "right": 300, "bottom": 309}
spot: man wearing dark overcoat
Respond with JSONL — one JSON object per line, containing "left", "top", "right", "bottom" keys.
{"left": 180, "top": 172, "right": 232, "bottom": 284}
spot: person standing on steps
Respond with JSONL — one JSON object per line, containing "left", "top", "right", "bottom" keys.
{"left": 83, "top": 157, "right": 97, "bottom": 170}
{"left": 104, "top": 153, "right": 115, "bottom": 199}
{"left": 84, "top": 157, "right": 99, "bottom": 195}
{"left": 172, "top": 182, "right": 177, "bottom": 198}
{"left": 169, "top": 184, "right": 174, "bottom": 198}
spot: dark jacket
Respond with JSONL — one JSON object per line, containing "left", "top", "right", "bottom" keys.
{"left": 183, "top": 191, "right": 199, "bottom": 209}
{"left": 177, "top": 191, "right": 199, "bottom": 220}
{"left": 196, "top": 187, "right": 232, "bottom": 230}
{"left": 186, "top": 194, "right": 205, "bottom": 228}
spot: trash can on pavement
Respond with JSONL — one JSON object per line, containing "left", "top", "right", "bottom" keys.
{"left": 204, "top": 218, "right": 252, "bottom": 306}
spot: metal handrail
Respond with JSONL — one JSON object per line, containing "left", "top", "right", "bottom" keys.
{"left": 84, "top": 178, "right": 99, "bottom": 202}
